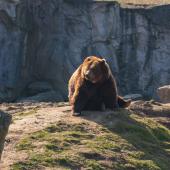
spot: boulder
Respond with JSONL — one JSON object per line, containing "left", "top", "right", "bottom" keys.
{"left": 157, "top": 85, "right": 170, "bottom": 103}
{"left": 27, "top": 81, "right": 53, "bottom": 96}
{"left": 0, "top": 111, "right": 12, "bottom": 160}
{"left": 17, "top": 90, "right": 64, "bottom": 102}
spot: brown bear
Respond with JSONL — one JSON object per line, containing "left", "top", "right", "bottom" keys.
{"left": 68, "top": 56, "right": 131, "bottom": 116}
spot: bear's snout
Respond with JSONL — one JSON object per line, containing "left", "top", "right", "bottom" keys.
{"left": 85, "top": 71, "right": 95, "bottom": 80}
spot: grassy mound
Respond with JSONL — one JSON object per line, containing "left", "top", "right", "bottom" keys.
{"left": 12, "top": 108, "right": 170, "bottom": 170}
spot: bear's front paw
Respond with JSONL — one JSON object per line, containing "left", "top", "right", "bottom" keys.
{"left": 72, "top": 112, "right": 81, "bottom": 116}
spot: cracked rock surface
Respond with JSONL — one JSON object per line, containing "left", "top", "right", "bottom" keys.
{"left": 0, "top": 0, "right": 170, "bottom": 102}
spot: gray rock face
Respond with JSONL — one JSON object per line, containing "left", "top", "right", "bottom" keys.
{"left": 0, "top": 111, "right": 12, "bottom": 160}
{"left": 0, "top": 0, "right": 170, "bottom": 102}
{"left": 157, "top": 85, "right": 170, "bottom": 103}
{"left": 17, "top": 90, "right": 63, "bottom": 103}
{"left": 26, "top": 81, "right": 53, "bottom": 96}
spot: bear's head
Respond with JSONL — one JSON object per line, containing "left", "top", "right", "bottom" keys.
{"left": 81, "top": 56, "right": 111, "bottom": 83}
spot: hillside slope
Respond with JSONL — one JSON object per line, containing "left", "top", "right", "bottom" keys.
{"left": 1, "top": 101, "right": 170, "bottom": 170}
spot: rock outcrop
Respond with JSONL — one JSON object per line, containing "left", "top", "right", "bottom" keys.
{"left": 0, "top": 0, "right": 170, "bottom": 102}
{"left": 0, "top": 111, "right": 12, "bottom": 160}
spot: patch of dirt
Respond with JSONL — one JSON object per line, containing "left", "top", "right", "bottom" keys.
{"left": 130, "top": 101, "right": 170, "bottom": 129}
{"left": 0, "top": 102, "right": 71, "bottom": 169}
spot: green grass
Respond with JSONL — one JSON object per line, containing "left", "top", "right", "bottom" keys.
{"left": 13, "top": 109, "right": 38, "bottom": 121}
{"left": 16, "top": 138, "right": 35, "bottom": 151}
{"left": 12, "top": 110, "right": 170, "bottom": 170}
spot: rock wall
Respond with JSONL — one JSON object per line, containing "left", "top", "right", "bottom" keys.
{"left": 0, "top": 0, "right": 170, "bottom": 102}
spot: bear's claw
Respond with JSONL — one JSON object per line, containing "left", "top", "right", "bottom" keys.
{"left": 72, "top": 112, "right": 81, "bottom": 116}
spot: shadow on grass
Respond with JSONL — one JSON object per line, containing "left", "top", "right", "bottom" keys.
{"left": 81, "top": 109, "right": 170, "bottom": 170}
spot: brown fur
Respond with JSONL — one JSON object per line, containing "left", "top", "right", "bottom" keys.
{"left": 68, "top": 56, "right": 131, "bottom": 114}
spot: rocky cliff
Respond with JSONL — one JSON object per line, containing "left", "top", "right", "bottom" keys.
{"left": 0, "top": 0, "right": 170, "bottom": 102}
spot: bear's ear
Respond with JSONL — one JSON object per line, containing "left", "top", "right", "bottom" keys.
{"left": 86, "top": 56, "right": 91, "bottom": 61}
{"left": 101, "top": 59, "right": 106, "bottom": 64}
